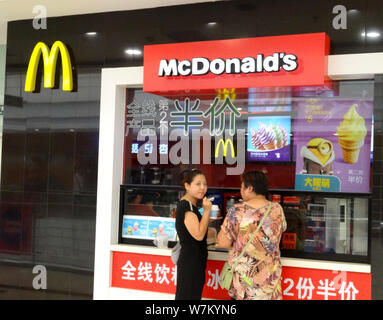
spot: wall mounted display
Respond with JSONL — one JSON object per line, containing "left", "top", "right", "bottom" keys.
{"left": 247, "top": 115, "right": 291, "bottom": 162}
{"left": 294, "top": 99, "right": 373, "bottom": 193}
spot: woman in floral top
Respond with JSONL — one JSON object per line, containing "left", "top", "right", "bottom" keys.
{"left": 217, "top": 170, "right": 287, "bottom": 300}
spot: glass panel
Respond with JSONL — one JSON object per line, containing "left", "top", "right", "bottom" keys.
{"left": 122, "top": 80, "right": 373, "bottom": 263}
{"left": 123, "top": 80, "right": 374, "bottom": 192}
{"left": 281, "top": 195, "right": 369, "bottom": 258}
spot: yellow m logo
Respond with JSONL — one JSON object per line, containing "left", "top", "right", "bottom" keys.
{"left": 215, "top": 138, "right": 236, "bottom": 158}
{"left": 25, "top": 41, "right": 73, "bottom": 92}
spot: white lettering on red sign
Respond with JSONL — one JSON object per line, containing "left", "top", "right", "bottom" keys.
{"left": 158, "top": 54, "right": 298, "bottom": 77}
{"left": 283, "top": 277, "right": 360, "bottom": 300}
{"left": 121, "top": 260, "right": 177, "bottom": 285}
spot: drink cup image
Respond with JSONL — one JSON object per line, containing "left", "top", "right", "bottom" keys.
{"left": 152, "top": 227, "right": 157, "bottom": 237}
{"left": 127, "top": 226, "right": 132, "bottom": 235}
{"left": 134, "top": 222, "right": 139, "bottom": 232}
{"left": 159, "top": 224, "right": 164, "bottom": 235}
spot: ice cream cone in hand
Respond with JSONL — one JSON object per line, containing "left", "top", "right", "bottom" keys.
{"left": 336, "top": 104, "right": 367, "bottom": 164}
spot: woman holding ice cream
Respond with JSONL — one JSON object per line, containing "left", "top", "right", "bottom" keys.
{"left": 175, "top": 169, "right": 212, "bottom": 300}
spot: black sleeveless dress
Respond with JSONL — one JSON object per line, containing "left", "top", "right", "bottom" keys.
{"left": 175, "top": 199, "right": 208, "bottom": 300}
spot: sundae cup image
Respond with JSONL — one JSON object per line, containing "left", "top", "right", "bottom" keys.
{"left": 159, "top": 224, "right": 164, "bottom": 235}
{"left": 258, "top": 123, "right": 277, "bottom": 150}
{"left": 300, "top": 138, "right": 335, "bottom": 175}
{"left": 127, "top": 226, "right": 132, "bottom": 235}
{"left": 152, "top": 227, "right": 157, "bottom": 237}
{"left": 250, "top": 128, "right": 263, "bottom": 150}
{"left": 336, "top": 104, "right": 367, "bottom": 164}
{"left": 134, "top": 222, "right": 139, "bottom": 232}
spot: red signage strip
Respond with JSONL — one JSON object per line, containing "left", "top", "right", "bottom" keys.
{"left": 112, "top": 251, "right": 371, "bottom": 300}
{"left": 143, "top": 33, "right": 330, "bottom": 94}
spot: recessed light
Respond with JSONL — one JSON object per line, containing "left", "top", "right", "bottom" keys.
{"left": 348, "top": 9, "right": 358, "bottom": 14}
{"left": 207, "top": 22, "right": 218, "bottom": 26}
{"left": 125, "top": 49, "right": 142, "bottom": 55}
{"left": 85, "top": 32, "right": 98, "bottom": 36}
{"left": 362, "top": 31, "right": 381, "bottom": 38}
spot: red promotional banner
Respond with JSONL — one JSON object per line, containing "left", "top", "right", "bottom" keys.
{"left": 111, "top": 251, "right": 371, "bottom": 300}
{"left": 143, "top": 33, "right": 330, "bottom": 94}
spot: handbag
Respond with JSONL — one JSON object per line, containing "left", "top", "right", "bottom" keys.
{"left": 220, "top": 201, "right": 272, "bottom": 290}
{"left": 171, "top": 241, "right": 181, "bottom": 265}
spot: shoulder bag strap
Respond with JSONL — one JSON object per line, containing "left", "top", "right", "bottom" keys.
{"left": 232, "top": 201, "right": 272, "bottom": 270}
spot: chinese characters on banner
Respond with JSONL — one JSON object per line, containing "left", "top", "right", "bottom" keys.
{"left": 127, "top": 96, "right": 241, "bottom": 137}
{"left": 294, "top": 99, "right": 373, "bottom": 193}
{"left": 126, "top": 99, "right": 157, "bottom": 135}
{"left": 111, "top": 251, "right": 371, "bottom": 300}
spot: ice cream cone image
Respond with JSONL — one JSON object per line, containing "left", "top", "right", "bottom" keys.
{"left": 257, "top": 123, "right": 277, "bottom": 150}
{"left": 152, "top": 227, "right": 157, "bottom": 237}
{"left": 271, "top": 124, "right": 284, "bottom": 149}
{"left": 336, "top": 104, "right": 367, "bottom": 164}
{"left": 250, "top": 128, "right": 262, "bottom": 149}
{"left": 264, "top": 140, "right": 277, "bottom": 150}
{"left": 279, "top": 124, "right": 289, "bottom": 147}
{"left": 338, "top": 139, "right": 364, "bottom": 164}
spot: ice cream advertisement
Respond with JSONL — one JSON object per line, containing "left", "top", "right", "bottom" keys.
{"left": 294, "top": 99, "right": 373, "bottom": 193}
{"left": 247, "top": 116, "right": 291, "bottom": 162}
{"left": 122, "top": 215, "right": 176, "bottom": 240}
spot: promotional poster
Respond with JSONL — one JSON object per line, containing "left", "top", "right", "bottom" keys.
{"left": 247, "top": 115, "right": 291, "bottom": 162}
{"left": 294, "top": 99, "right": 373, "bottom": 193}
{"left": 122, "top": 215, "right": 177, "bottom": 241}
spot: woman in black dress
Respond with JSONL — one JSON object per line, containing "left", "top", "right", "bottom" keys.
{"left": 175, "top": 169, "right": 212, "bottom": 300}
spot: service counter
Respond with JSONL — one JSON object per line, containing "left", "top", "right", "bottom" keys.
{"left": 94, "top": 65, "right": 376, "bottom": 300}
{"left": 108, "top": 244, "right": 371, "bottom": 300}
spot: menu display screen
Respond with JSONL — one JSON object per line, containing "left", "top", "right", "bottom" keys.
{"left": 247, "top": 115, "right": 291, "bottom": 162}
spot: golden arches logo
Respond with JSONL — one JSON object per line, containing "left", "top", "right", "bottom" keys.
{"left": 217, "top": 88, "right": 236, "bottom": 101}
{"left": 215, "top": 138, "right": 236, "bottom": 158}
{"left": 25, "top": 41, "right": 73, "bottom": 92}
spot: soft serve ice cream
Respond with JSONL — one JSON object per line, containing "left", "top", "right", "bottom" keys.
{"left": 336, "top": 104, "right": 367, "bottom": 164}
{"left": 250, "top": 122, "right": 289, "bottom": 150}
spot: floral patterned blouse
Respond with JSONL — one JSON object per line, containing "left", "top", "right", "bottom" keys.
{"left": 220, "top": 201, "right": 287, "bottom": 300}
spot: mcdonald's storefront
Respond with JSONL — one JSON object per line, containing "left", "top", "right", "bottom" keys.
{"left": 95, "top": 33, "right": 375, "bottom": 300}
{"left": 2, "top": 2, "right": 383, "bottom": 301}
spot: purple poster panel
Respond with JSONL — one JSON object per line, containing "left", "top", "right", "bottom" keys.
{"left": 294, "top": 99, "right": 373, "bottom": 193}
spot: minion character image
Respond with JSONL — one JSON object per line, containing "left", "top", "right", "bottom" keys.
{"left": 300, "top": 138, "right": 335, "bottom": 175}
{"left": 127, "top": 226, "right": 132, "bottom": 235}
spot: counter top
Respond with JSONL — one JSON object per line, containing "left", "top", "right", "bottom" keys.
{"left": 110, "top": 244, "right": 371, "bottom": 273}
